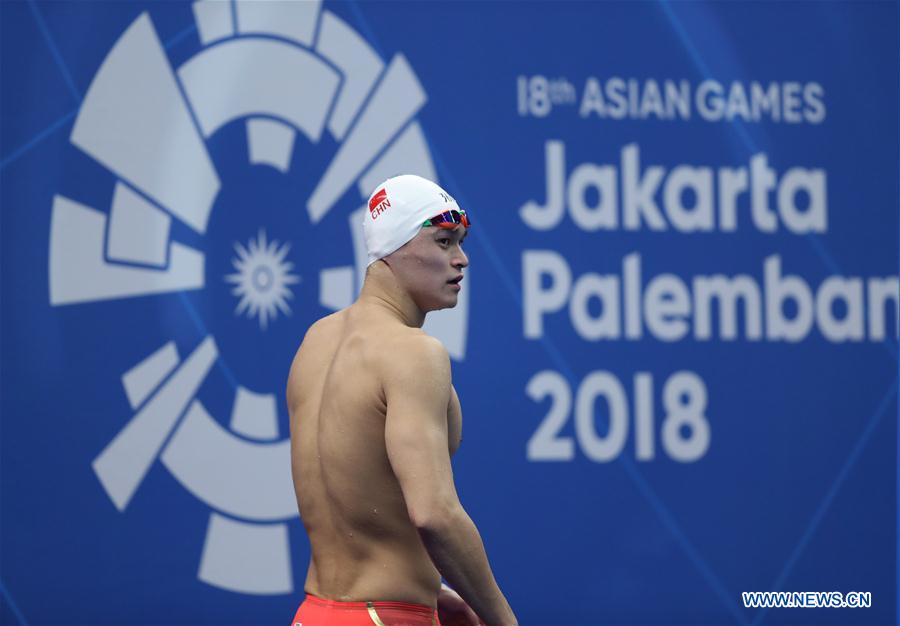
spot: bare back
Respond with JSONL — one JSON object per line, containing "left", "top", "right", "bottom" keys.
{"left": 287, "top": 304, "right": 462, "bottom": 606}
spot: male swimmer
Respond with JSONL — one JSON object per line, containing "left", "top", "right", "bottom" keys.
{"left": 287, "top": 175, "right": 517, "bottom": 626}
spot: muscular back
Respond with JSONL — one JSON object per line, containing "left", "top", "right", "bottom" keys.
{"left": 287, "top": 304, "right": 462, "bottom": 606}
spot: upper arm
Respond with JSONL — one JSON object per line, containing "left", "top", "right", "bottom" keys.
{"left": 383, "top": 336, "right": 459, "bottom": 528}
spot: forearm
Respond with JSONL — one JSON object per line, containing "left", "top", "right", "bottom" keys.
{"left": 417, "top": 506, "right": 517, "bottom": 626}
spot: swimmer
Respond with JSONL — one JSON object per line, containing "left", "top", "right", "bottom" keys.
{"left": 287, "top": 175, "right": 517, "bottom": 626}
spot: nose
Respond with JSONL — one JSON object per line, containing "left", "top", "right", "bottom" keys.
{"left": 453, "top": 244, "right": 469, "bottom": 269}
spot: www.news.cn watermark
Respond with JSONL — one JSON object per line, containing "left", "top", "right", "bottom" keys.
{"left": 742, "top": 591, "right": 872, "bottom": 609}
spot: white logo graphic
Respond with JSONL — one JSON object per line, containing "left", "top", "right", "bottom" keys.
{"left": 227, "top": 229, "right": 300, "bottom": 330}
{"left": 48, "top": 0, "right": 469, "bottom": 596}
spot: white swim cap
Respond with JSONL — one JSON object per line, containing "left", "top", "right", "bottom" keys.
{"left": 363, "top": 174, "right": 463, "bottom": 267}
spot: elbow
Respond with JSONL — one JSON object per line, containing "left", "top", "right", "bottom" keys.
{"left": 409, "top": 499, "right": 462, "bottom": 533}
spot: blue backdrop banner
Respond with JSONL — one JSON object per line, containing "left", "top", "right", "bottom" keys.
{"left": 1, "top": 1, "right": 897, "bottom": 625}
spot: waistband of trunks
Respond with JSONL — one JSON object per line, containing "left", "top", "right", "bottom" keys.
{"left": 304, "top": 592, "right": 436, "bottom": 618}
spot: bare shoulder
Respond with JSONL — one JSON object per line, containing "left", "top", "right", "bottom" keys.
{"left": 386, "top": 329, "right": 448, "bottom": 364}
{"left": 292, "top": 312, "right": 345, "bottom": 362}
{"left": 303, "top": 310, "right": 344, "bottom": 343}
{"left": 287, "top": 312, "right": 344, "bottom": 395}
{"left": 381, "top": 331, "right": 451, "bottom": 390}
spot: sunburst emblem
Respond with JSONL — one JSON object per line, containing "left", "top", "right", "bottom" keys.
{"left": 226, "top": 229, "right": 300, "bottom": 330}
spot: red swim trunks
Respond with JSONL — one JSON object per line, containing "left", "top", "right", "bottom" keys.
{"left": 291, "top": 592, "right": 442, "bottom": 626}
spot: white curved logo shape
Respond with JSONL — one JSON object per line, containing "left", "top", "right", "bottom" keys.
{"left": 48, "top": 0, "right": 469, "bottom": 596}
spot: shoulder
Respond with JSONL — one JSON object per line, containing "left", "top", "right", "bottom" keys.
{"left": 289, "top": 312, "right": 343, "bottom": 377}
{"left": 393, "top": 331, "right": 449, "bottom": 367}
{"left": 382, "top": 333, "right": 452, "bottom": 416}
{"left": 298, "top": 311, "right": 343, "bottom": 350}
{"left": 306, "top": 310, "right": 343, "bottom": 337}
{"left": 382, "top": 331, "right": 450, "bottom": 388}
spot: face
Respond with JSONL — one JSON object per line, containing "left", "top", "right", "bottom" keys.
{"left": 385, "top": 224, "right": 469, "bottom": 312}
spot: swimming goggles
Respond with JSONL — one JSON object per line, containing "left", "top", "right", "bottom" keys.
{"left": 422, "top": 209, "right": 471, "bottom": 229}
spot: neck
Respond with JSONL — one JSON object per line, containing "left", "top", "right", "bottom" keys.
{"left": 356, "top": 261, "right": 426, "bottom": 328}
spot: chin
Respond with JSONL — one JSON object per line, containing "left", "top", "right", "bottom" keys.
{"left": 425, "top": 298, "right": 457, "bottom": 313}
{"left": 428, "top": 297, "right": 459, "bottom": 312}
{"left": 415, "top": 287, "right": 459, "bottom": 312}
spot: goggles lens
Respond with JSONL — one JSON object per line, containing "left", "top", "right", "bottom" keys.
{"left": 423, "top": 209, "right": 471, "bottom": 229}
